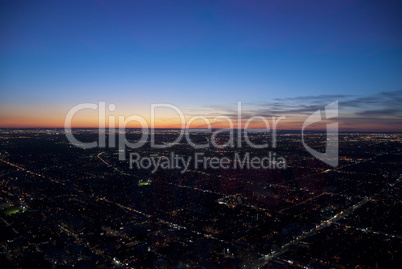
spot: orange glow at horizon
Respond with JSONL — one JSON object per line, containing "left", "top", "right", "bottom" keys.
{"left": 0, "top": 104, "right": 401, "bottom": 131}
{"left": 1, "top": 113, "right": 401, "bottom": 132}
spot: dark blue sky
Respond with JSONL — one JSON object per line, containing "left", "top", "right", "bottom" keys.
{"left": 1, "top": 0, "right": 401, "bottom": 130}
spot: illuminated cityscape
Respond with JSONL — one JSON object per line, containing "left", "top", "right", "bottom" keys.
{"left": 1, "top": 1, "right": 402, "bottom": 268}
{"left": 0, "top": 129, "right": 401, "bottom": 268}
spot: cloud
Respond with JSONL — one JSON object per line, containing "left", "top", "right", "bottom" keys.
{"left": 273, "top": 94, "right": 353, "bottom": 102}
{"left": 193, "top": 90, "right": 402, "bottom": 131}
{"left": 342, "top": 90, "right": 402, "bottom": 116}
{"left": 356, "top": 108, "right": 402, "bottom": 117}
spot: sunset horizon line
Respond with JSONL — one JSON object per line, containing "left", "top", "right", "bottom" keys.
{"left": 1, "top": 126, "right": 401, "bottom": 133}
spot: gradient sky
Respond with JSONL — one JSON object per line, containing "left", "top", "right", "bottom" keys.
{"left": 1, "top": 0, "right": 401, "bottom": 131}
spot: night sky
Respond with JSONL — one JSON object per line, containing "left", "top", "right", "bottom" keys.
{"left": 1, "top": 0, "right": 401, "bottom": 131}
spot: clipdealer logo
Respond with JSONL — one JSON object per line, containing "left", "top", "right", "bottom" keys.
{"left": 64, "top": 101, "right": 339, "bottom": 173}
{"left": 64, "top": 101, "right": 285, "bottom": 154}
{"left": 128, "top": 152, "right": 286, "bottom": 174}
{"left": 302, "top": 101, "right": 338, "bottom": 167}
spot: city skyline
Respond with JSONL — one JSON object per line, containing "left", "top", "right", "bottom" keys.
{"left": 1, "top": 2, "right": 401, "bottom": 267}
